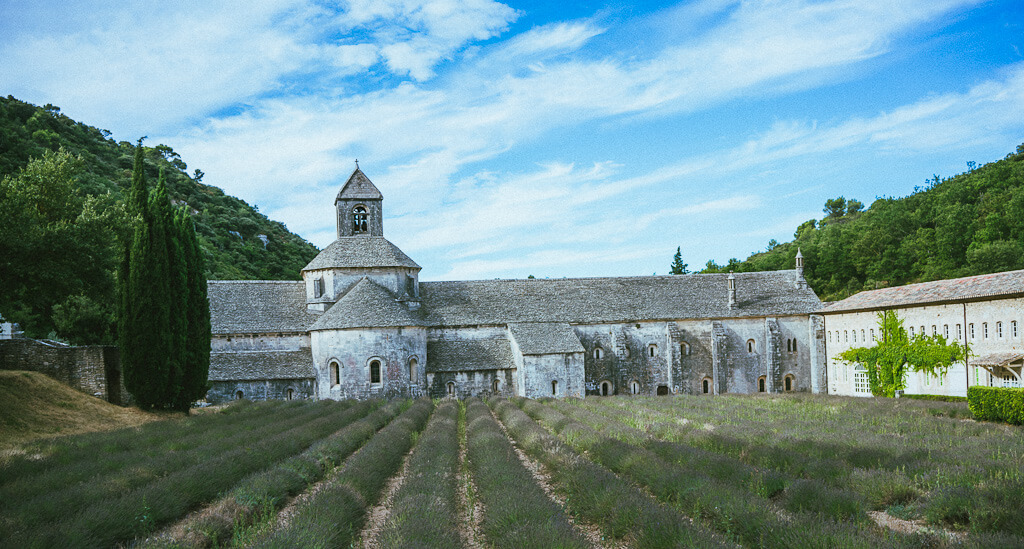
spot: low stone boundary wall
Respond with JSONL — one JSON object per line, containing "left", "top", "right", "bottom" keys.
{"left": 0, "top": 339, "right": 128, "bottom": 405}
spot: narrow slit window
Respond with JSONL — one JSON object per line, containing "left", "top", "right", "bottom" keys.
{"left": 370, "top": 360, "right": 381, "bottom": 384}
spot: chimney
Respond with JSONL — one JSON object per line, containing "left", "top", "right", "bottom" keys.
{"left": 795, "top": 248, "right": 806, "bottom": 289}
{"left": 727, "top": 271, "right": 736, "bottom": 309}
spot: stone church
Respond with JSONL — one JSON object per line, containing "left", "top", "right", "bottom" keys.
{"left": 206, "top": 168, "right": 827, "bottom": 403}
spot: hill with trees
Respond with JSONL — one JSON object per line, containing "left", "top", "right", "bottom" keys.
{"left": 0, "top": 95, "right": 319, "bottom": 342}
{"left": 699, "top": 143, "right": 1024, "bottom": 302}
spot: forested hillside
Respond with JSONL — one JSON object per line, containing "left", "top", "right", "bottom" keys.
{"left": 701, "top": 143, "right": 1024, "bottom": 301}
{"left": 0, "top": 96, "right": 319, "bottom": 342}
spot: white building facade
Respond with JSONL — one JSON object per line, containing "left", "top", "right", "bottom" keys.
{"left": 823, "top": 271, "right": 1024, "bottom": 397}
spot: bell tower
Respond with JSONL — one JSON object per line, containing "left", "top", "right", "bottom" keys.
{"left": 335, "top": 163, "right": 384, "bottom": 238}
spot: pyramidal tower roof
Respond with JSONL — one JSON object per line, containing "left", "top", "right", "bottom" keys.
{"left": 335, "top": 165, "right": 382, "bottom": 202}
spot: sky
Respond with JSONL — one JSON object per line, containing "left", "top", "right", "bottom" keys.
{"left": 2, "top": 0, "right": 1023, "bottom": 281}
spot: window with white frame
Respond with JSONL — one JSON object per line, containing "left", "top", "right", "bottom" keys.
{"left": 969, "top": 323, "right": 975, "bottom": 339}
{"left": 844, "top": 330, "right": 848, "bottom": 343}
{"left": 932, "top": 325, "right": 937, "bottom": 336}
{"left": 1013, "top": 321, "right": 1019, "bottom": 338}
{"left": 909, "top": 326, "right": 914, "bottom": 338}
{"left": 852, "top": 330, "right": 857, "bottom": 343}
{"left": 854, "top": 366, "right": 870, "bottom": 393}
{"left": 997, "top": 321, "right": 1003, "bottom": 338}
{"left": 983, "top": 322, "right": 988, "bottom": 339}
{"left": 944, "top": 324, "right": 949, "bottom": 339}
{"left": 1002, "top": 374, "right": 1021, "bottom": 388}
{"left": 957, "top": 324, "right": 962, "bottom": 339}
{"left": 870, "top": 329, "right": 875, "bottom": 342}
{"left": 861, "top": 329, "right": 865, "bottom": 342}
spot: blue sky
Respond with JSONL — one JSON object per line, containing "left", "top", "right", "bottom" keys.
{"left": 2, "top": 0, "right": 1023, "bottom": 281}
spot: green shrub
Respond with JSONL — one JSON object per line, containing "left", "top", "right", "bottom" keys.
{"left": 968, "top": 386, "right": 1024, "bottom": 424}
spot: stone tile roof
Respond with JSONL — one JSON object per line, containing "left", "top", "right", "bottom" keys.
{"left": 822, "top": 269, "right": 1024, "bottom": 313}
{"left": 971, "top": 352, "right": 1024, "bottom": 367}
{"left": 208, "top": 350, "right": 316, "bottom": 381}
{"left": 302, "top": 237, "right": 421, "bottom": 271}
{"left": 336, "top": 167, "right": 382, "bottom": 201}
{"left": 309, "top": 277, "right": 426, "bottom": 331}
{"left": 426, "top": 337, "right": 515, "bottom": 372}
{"left": 208, "top": 281, "right": 318, "bottom": 335}
{"left": 509, "top": 322, "right": 584, "bottom": 355}
{"left": 418, "top": 271, "right": 819, "bottom": 326}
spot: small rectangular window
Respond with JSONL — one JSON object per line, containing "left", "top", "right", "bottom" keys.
{"left": 957, "top": 324, "right": 962, "bottom": 339}
{"left": 983, "top": 322, "right": 988, "bottom": 339}
{"left": 997, "top": 321, "right": 1003, "bottom": 338}
{"left": 844, "top": 330, "right": 848, "bottom": 343}
{"left": 943, "top": 324, "right": 949, "bottom": 339}
{"left": 1013, "top": 321, "right": 1019, "bottom": 338}
{"left": 969, "top": 323, "right": 975, "bottom": 339}
{"left": 313, "top": 277, "right": 324, "bottom": 298}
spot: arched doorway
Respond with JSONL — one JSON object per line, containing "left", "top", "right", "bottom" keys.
{"left": 600, "top": 381, "right": 612, "bottom": 396}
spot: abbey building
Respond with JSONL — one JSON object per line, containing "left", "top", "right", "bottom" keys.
{"left": 205, "top": 168, "right": 828, "bottom": 402}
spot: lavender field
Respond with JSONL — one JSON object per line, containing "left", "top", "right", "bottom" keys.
{"left": 1, "top": 394, "right": 1021, "bottom": 548}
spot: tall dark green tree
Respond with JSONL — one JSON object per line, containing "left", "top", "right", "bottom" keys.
{"left": 174, "top": 207, "right": 211, "bottom": 409}
{"left": 120, "top": 147, "right": 210, "bottom": 410}
{"left": 669, "top": 247, "right": 689, "bottom": 274}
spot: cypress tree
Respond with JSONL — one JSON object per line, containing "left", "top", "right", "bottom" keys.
{"left": 175, "top": 208, "right": 211, "bottom": 409}
{"left": 119, "top": 144, "right": 211, "bottom": 410}
{"left": 151, "top": 171, "right": 186, "bottom": 407}
{"left": 119, "top": 141, "right": 152, "bottom": 405}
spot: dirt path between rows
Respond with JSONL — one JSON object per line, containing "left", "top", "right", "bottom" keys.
{"left": 457, "top": 405, "right": 487, "bottom": 549}
{"left": 487, "top": 403, "right": 629, "bottom": 549}
{"left": 357, "top": 445, "right": 415, "bottom": 548}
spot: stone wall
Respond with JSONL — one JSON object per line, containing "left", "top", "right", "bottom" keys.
{"left": 0, "top": 339, "right": 128, "bottom": 404}
{"left": 312, "top": 326, "right": 427, "bottom": 400}
{"left": 207, "top": 378, "right": 316, "bottom": 404}
{"left": 426, "top": 368, "right": 514, "bottom": 399}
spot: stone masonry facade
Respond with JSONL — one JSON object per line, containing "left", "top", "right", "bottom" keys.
{"left": 204, "top": 168, "right": 829, "bottom": 404}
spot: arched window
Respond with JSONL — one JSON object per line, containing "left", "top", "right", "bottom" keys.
{"left": 552, "top": 380, "right": 558, "bottom": 396}
{"left": 648, "top": 344, "right": 657, "bottom": 358}
{"left": 594, "top": 347, "right": 603, "bottom": 359}
{"left": 493, "top": 378, "right": 501, "bottom": 393}
{"left": 758, "top": 376, "right": 766, "bottom": 393}
{"left": 844, "top": 330, "right": 848, "bottom": 343}
{"left": 909, "top": 326, "right": 914, "bottom": 338}
{"left": 446, "top": 381, "right": 455, "bottom": 396}
{"left": 852, "top": 330, "right": 857, "bottom": 343}
{"left": 408, "top": 358, "right": 418, "bottom": 383}
{"left": 235, "top": 390, "right": 244, "bottom": 400}
{"left": 1013, "top": 321, "right": 1019, "bottom": 338}
{"left": 330, "top": 361, "right": 340, "bottom": 387}
{"left": 630, "top": 380, "right": 640, "bottom": 394}
{"left": 681, "top": 342, "right": 691, "bottom": 356}
{"left": 983, "top": 322, "right": 989, "bottom": 339}
{"left": 784, "top": 374, "right": 795, "bottom": 392}
{"left": 861, "top": 330, "right": 865, "bottom": 342}
{"left": 791, "top": 339, "right": 797, "bottom": 353}
{"left": 786, "top": 339, "right": 792, "bottom": 352}
{"left": 369, "top": 359, "right": 381, "bottom": 384}
{"left": 622, "top": 346, "right": 630, "bottom": 359}
{"left": 747, "top": 339, "right": 755, "bottom": 353}
{"left": 600, "top": 380, "right": 612, "bottom": 396}
{"left": 286, "top": 388, "right": 294, "bottom": 400}
{"left": 701, "top": 378, "right": 711, "bottom": 394}
{"left": 352, "top": 205, "right": 368, "bottom": 233}
{"left": 870, "top": 329, "right": 875, "bottom": 342}
{"left": 997, "top": 321, "right": 1003, "bottom": 338}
